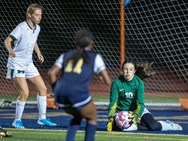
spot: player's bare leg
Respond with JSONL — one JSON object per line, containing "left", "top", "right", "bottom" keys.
{"left": 12, "top": 77, "right": 29, "bottom": 128}
{"left": 81, "top": 101, "right": 97, "bottom": 141}
{"left": 29, "top": 75, "right": 57, "bottom": 126}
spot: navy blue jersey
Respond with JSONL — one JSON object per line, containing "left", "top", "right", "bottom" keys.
{"left": 54, "top": 49, "right": 106, "bottom": 108}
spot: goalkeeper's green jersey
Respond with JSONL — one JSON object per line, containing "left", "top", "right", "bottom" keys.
{"left": 108, "top": 75, "right": 145, "bottom": 117}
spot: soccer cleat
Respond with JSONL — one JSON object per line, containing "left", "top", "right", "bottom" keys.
{"left": 37, "top": 118, "right": 57, "bottom": 127}
{"left": 0, "top": 128, "right": 12, "bottom": 137}
{"left": 166, "top": 120, "right": 183, "bottom": 130}
{"left": 12, "top": 119, "right": 25, "bottom": 129}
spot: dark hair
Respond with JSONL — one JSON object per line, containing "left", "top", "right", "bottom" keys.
{"left": 75, "top": 28, "right": 93, "bottom": 48}
{"left": 135, "top": 61, "right": 156, "bottom": 79}
{"left": 122, "top": 59, "right": 156, "bottom": 80}
{"left": 121, "top": 59, "right": 136, "bottom": 70}
{"left": 67, "top": 28, "right": 93, "bottom": 65}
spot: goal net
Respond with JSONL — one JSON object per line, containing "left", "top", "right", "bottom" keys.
{"left": 0, "top": 0, "right": 187, "bottom": 104}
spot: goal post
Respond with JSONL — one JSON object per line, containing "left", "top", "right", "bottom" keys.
{"left": 120, "top": 0, "right": 125, "bottom": 67}
{"left": 0, "top": 0, "right": 187, "bottom": 104}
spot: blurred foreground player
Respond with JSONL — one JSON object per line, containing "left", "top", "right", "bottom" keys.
{"left": 48, "top": 28, "right": 111, "bottom": 141}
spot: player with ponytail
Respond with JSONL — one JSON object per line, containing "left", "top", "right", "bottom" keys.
{"left": 107, "top": 59, "right": 182, "bottom": 132}
{"left": 48, "top": 28, "right": 111, "bottom": 141}
{"left": 4, "top": 3, "right": 57, "bottom": 128}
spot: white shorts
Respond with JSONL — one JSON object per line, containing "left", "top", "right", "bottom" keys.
{"left": 6, "top": 63, "right": 39, "bottom": 79}
{"left": 141, "top": 108, "right": 151, "bottom": 117}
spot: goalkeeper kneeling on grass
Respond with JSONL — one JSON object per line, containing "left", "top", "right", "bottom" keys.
{"left": 107, "top": 59, "right": 182, "bottom": 132}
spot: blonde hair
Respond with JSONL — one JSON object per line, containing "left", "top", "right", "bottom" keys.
{"left": 26, "top": 3, "right": 43, "bottom": 19}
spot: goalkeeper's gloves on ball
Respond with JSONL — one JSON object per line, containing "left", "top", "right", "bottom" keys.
{"left": 107, "top": 117, "right": 114, "bottom": 132}
{"left": 129, "top": 111, "right": 140, "bottom": 125}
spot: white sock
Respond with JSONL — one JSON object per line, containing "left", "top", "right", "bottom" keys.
{"left": 37, "top": 95, "right": 46, "bottom": 119}
{"left": 15, "top": 100, "right": 26, "bottom": 120}
{"left": 158, "top": 121, "right": 173, "bottom": 131}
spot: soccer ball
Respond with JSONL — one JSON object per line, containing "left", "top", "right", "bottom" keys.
{"left": 115, "top": 111, "right": 133, "bottom": 129}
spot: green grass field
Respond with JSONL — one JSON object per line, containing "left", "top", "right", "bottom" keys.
{"left": 1, "top": 94, "right": 186, "bottom": 104}
{"left": 2, "top": 129, "right": 188, "bottom": 141}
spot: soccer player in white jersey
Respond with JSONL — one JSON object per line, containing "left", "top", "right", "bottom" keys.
{"left": 4, "top": 3, "right": 57, "bottom": 128}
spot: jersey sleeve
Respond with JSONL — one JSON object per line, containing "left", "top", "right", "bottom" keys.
{"left": 94, "top": 54, "right": 106, "bottom": 74}
{"left": 135, "top": 81, "right": 145, "bottom": 116}
{"left": 9, "top": 24, "right": 22, "bottom": 41}
{"left": 108, "top": 80, "right": 119, "bottom": 118}
{"left": 54, "top": 54, "right": 64, "bottom": 69}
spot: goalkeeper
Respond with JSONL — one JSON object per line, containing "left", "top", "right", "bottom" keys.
{"left": 107, "top": 59, "right": 182, "bottom": 132}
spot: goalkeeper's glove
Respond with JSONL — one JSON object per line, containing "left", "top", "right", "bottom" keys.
{"left": 129, "top": 111, "right": 140, "bottom": 125}
{"left": 107, "top": 117, "right": 114, "bottom": 132}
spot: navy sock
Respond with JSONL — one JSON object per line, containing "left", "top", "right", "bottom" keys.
{"left": 84, "top": 124, "right": 97, "bottom": 141}
{"left": 65, "top": 119, "right": 81, "bottom": 141}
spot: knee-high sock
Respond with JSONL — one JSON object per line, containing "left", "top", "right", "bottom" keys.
{"left": 15, "top": 100, "right": 26, "bottom": 120}
{"left": 84, "top": 124, "right": 97, "bottom": 141}
{"left": 37, "top": 95, "right": 46, "bottom": 119}
{"left": 65, "top": 118, "right": 81, "bottom": 141}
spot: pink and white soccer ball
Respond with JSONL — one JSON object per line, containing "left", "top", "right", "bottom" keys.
{"left": 115, "top": 111, "right": 132, "bottom": 129}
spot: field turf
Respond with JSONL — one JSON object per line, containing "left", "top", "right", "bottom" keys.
{"left": 1, "top": 129, "right": 188, "bottom": 141}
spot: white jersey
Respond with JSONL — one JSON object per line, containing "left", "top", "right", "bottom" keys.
{"left": 7, "top": 21, "right": 40, "bottom": 70}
